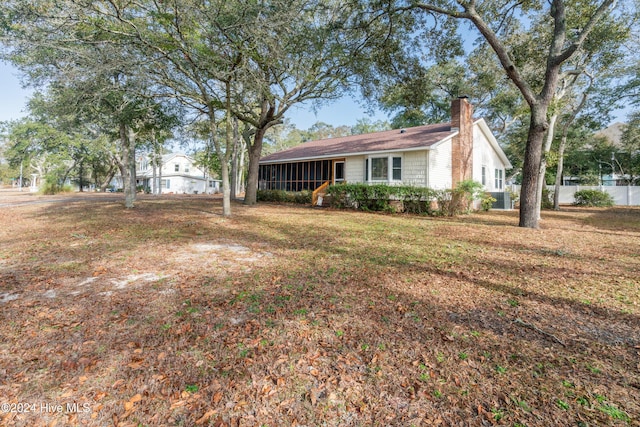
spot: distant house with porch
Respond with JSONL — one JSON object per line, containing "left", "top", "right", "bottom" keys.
{"left": 258, "top": 98, "right": 512, "bottom": 199}
{"left": 133, "top": 153, "right": 220, "bottom": 194}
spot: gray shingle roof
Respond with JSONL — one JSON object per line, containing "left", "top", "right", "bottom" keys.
{"left": 260, "top": 123, "right": 455, "bottom": 163}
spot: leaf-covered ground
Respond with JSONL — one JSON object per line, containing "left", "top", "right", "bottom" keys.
{"left": 0, "top": 191, "right": 639, "bottom": 426}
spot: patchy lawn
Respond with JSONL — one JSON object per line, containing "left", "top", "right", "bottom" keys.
{"left": 0, "top": 193, "right": 639, "bottom": 426}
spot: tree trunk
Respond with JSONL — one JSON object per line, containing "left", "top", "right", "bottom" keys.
{"left": 78, "top": 161, "right": 84, "bottom": 192}
{"left": 536, "top": 113, "right": 559, "bottom": 219}
{"left": 152, "top": 160, "right": 157, "bottom": 195}
{"left": 230, "top": 118, "right": 240, "bottom": 199}
{"left": 120, "top": 123, "right": 137, "bottom": 208}
{"left": 157, "top": 156, "right": 162, "bottom": 195}
{"left": 220, "top": 160, "right": 231, "bottom": 216}
{"left": 127, "top": 130, "right": 137, "bottom": 207}
{"left": 99, "top": 164, "right": 117, "bottom": 192}
{"left": 519, "top": 105, "right": 548, "bottom": 228}
{"left": 116, "top": 161, "right": 126, "bottom": 192}
{"left": 553, "top": 135, "right": 567, "bottom": 210}
{"left": 61, "top": 161, "right": 77, "bottom": 188}
{"left": 244, "top": 126, "right": 266, "bottom": 206}
{"left": 237, "top": 140, "right": 245, "bottom": 195}
{"left": 211, "top": 94, "right": 232, "bottom": 216}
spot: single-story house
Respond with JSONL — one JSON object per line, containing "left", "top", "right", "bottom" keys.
{"left": 134, "top": 152, "right": 221, "bottom": 194}
{"left": 258, "top": 98, "right": 512, "bottom": 202}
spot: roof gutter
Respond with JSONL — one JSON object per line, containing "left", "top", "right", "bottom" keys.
{"left": 259, "top": 135, "right": 456, "bottom": 165}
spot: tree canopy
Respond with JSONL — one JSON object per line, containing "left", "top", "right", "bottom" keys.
{"left": 1, "top": 0, "right": 638, "bottom": 224}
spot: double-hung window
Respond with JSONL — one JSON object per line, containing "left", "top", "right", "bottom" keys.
{"left": 495, "top": 169, "right": 503, "bottom": 189}
{"left": 371, "top": 157, "right": 388, "bottom": 181}
{"left": 392, "top": 157, "right": 402, "bottom": 181}
{"left": 367, "top": 155, "right": 402, "bottom": 182}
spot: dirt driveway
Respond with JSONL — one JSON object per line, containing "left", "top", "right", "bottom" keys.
{"left": 0, "top": 188, "right": 119, "bottom": 207}
{"left": 0, "top": 188, "right": 222, "bottom": 208}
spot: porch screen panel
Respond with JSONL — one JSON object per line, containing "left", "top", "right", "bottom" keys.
{"left": 286, "top": 163, "right": 292, "bottom": 191}
{"left": 277, "top": 164, "right": 284, "bottom": 190}
{"left": 259, "top": 160, "right": 334, "bottom": 192}
{"left": 302, "top": 162, "right": 308, "bottom": 189}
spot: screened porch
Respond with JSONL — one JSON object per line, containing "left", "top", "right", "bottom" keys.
{"left": 258, "top": 159, "right": 345, "bottom": 191}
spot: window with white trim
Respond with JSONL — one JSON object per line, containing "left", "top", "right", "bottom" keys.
{"left": 161, "top": 179, "right": 170, "bottom": 189}
{"left": 481, "top": 166, "right": 486, "bottom": 186}
{"left": 334, "top": 161, "right": 345, "bottom": 182}
{"left": 371, "top": 157, "right": 388, "bottom": 181}
{"left": 495, "top": 169, "right": 503, "bottom": 189}
{"left": 367, "top": 155, "right": 403, "bottom": 182}
{"left": 174, "top": 164, "right": 180, "bottom": 172}
{"left": 392, "top": 157, "right": 402, "bottom": 180}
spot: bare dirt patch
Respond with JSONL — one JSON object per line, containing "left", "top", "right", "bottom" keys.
{"left": 0, "top": 194, "right": 638, "bottom": 426}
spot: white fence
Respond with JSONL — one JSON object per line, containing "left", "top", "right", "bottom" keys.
{"left": 511, "top": 185, "right": 640, "bottom": 206}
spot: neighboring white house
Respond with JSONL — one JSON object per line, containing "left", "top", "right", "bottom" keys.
{"left": 258, "top": 98, "right": 512, "bottom": 195}
{"left": 132, "top": 152, "right": 221, "bottom": 194}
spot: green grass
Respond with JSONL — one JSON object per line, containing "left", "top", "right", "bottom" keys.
{"left": 185, "top": 384, "right": 199, "bottom": 393}
{"left": 598, "top": 403, "right": 630, "bottom": 422}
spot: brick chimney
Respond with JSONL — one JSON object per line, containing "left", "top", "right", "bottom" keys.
{"left": 451, "top": 96, "right": 473, "bottom": 187}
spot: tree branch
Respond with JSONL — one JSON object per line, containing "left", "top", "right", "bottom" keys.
{"left": 514, "top": 318, "right": 566, "bottom": 347}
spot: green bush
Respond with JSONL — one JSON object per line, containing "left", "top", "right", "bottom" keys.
{"left": 39, "top": 176, "right": 73, "bottom": 195}
{"left": 326, "top": 181, "right": 485, "bottom": 216}
{"left": 325, "top": 183, "right": 394, "bottom": 211}
{"left": 257, "top": 189, "right": 312, "bottom": 204}
{"left": 432, "top": 180, "right": 485, "bottom": 216}
{"left": 397, "top": 186, "right": 439, "bottom": 215}
{"left": 456, "top": 179, "right": 485, "bottom": 200}
{"left": 257, "top": 189, "right": 287, "bottom": 202}
{"left": 541, "top": 187, "right": 554, "bottom": 209}
{"left": 293, "top": 191, "right": 312, "bottom": 204}
{"left": 573, "top": 189, "right": 614, "bottom": 207}
{"left": 480, "top": 193, "right": 497, "bottom": 211}
{"left": 507, "top": 188, "right": 520, "bottom": 206}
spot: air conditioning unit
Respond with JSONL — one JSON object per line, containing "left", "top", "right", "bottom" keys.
{"left": 490, "top": 192, "right": 512, "bottom": 210}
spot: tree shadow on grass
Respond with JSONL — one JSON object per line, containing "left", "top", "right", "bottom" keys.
{"left": 1, "top": 198, "right": 639, "bottom": 426}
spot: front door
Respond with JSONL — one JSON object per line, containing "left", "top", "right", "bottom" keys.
{"left": 334, "top": 161, "right": 345, "bottom": 183}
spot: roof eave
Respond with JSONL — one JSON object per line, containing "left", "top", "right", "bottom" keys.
{"left": 258, "top": 143, "right": 448, "bottom": 164}
{"left": 474, "top": 119, "right": 513, "bottom": 169}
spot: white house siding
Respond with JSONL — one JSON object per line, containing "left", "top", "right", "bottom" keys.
{"left": 136, "top": 153, "right": 221, "bottom": 194}
{"left": 167, "top": 176, "right": 202, "bottom": 194}
{"left": 428, "top": 138, "right": 453, "bottom": 189}
{"left": 472, "top": 125, "right": 506, "bottom": 191}
{"left": 402, "top": 151, "right": 428, "bottom": 187}
{"left": 158, "top": 175, "right": 221, "bottom": 194}
{"left": 345, "top": 153, "right": 426, "bottom": 186}
{"left": 345, "top": 155, "right": 365, "bottom": 183}
{"left": 163, "top": 157, "right": 193, "bottom": 175}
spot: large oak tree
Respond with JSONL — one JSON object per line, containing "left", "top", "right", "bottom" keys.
{"left": 400, "top": 0, "right": 621, "bottom": 228}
